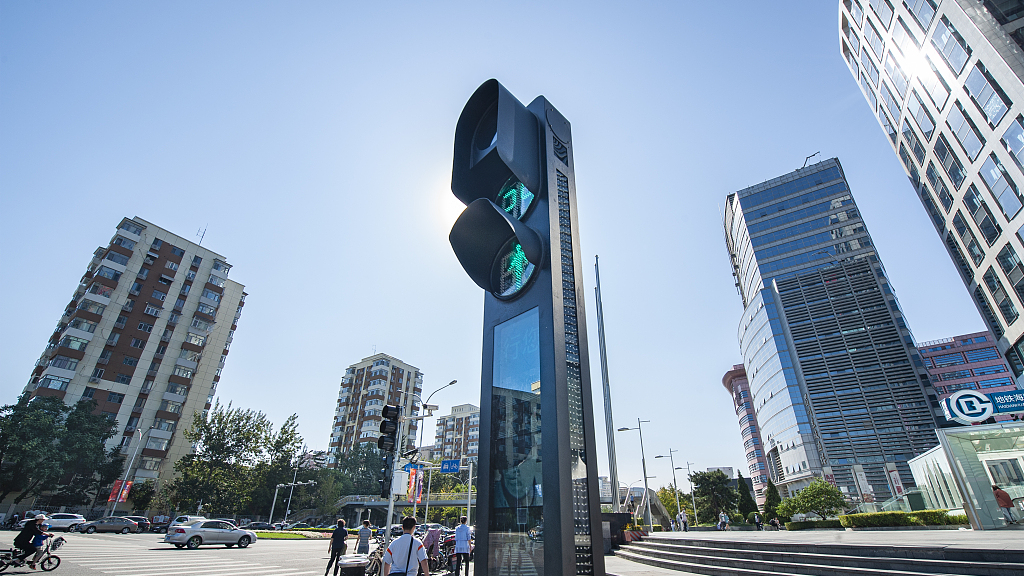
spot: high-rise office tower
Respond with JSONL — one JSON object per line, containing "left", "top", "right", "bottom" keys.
{"left": 722, "top": 365, "right": 770, "bottom": 507}
{"left": 918, "top": 330, "right": 1020, "bottom": 420}
{"left": 839, "top": 0, "right": 1024, "bottom": 385}
{"left": 25, "top": 217, "right": 245, "bottom": 488}
{"left": 432, "top": 403, "right": 480, "bottom": 465}
{"left": 724, "top": 159, "right": 940, "bottom": 501}
{"left": 326, "top": 353, "right": 423, "bottom": 465}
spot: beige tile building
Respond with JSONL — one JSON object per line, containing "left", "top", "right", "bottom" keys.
{"left": 26, "top": 217, "right": 245, "bottom": 489}
{"left": 432, "top": 403, "right": 480, "bottom": 464}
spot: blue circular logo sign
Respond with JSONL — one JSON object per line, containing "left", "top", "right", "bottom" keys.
{"left": 944, "top": 390, "right": 995, "bottom": 424}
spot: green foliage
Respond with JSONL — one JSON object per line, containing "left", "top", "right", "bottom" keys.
{"left": 735, "top": 472, "right": 758, "bottom": 519}
{"left": 0, "top": 394, "right": 122, "bottom": 506}
{"left": 651, "top": 524, "right": 664, "bottom": 532}
{"left": 838, "top": 510, "right": 969, "bottom": 528}
{"left": 129, "top": 480, "right": 157, "bottom": 512}
{"left": 656, "top": 484, "right": 692, "bottom": 519}
{"left": 746, "top": 511, "right": 758, "bottom": 524}
{"left": 785, "top": 519, "right": 843, "bottom": 530}
{"left": 776, "top": 478, "right": 847, "bottom": 520}
{"left": 689, "top": 470, "right": 736, "bottom": 524}
{"left": 763, "top": 479, "right": 782, "bottom": 521}
{"left": 169, "top": 401, "right": 301, "bottom": 516}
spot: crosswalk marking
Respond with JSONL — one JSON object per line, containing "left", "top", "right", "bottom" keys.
{"left": 98, "top": 565, "right": 280, "bottom": 576}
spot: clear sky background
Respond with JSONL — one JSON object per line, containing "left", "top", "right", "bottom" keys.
{"left": 0, "top": 1, "right": 985, "bottom": 494}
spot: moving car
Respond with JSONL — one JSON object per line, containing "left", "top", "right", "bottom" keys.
{"left": 77, "top": 517, "right": 139, "bottom": 534}
{"left": 163, "top": 520, "right": 257, "bottom": 549}
{"left": 47, "top": 513, "right": 86, "bottom": 532}
{"left": 169, "top": 515, "right": 207, "bottom": 530}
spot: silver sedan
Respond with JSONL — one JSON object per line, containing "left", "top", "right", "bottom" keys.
{"left": 162, "top": 520, "right": 257, "bottom": 549}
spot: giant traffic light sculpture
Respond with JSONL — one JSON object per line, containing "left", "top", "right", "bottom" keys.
{"left": 449, "top": 79, "right": 605, "bottom": 576}
{"left": 378, "top": 405, "right": 400, "bottom": 499}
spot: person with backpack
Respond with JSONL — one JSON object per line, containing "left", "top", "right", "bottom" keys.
{"left": 325, "top": 519, "right": 348, "bottom": 576}
{"left": 382, "top": 517, "right": 428, "bottom": 576}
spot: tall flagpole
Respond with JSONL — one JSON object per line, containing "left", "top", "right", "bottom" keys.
{"left": 595, "top": 255, "right": 620, "bottom": 510}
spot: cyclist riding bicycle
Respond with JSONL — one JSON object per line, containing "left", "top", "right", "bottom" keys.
{"left": 13, "top": 514, "right": 52, "bottom": 569}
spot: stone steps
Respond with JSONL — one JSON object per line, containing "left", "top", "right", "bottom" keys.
{"left": 612, "top": 535, "right": 1022, "bottom": 576}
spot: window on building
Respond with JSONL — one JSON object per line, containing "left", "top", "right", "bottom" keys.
{"left": 70, "top": 317, "right": 98, "bottom": 333}
{"left": 107, "top": 392, "right": 125, "bottom": 404}
{"left": 906, "top": 91, "right": 934, "bottom": 141}
{"left": 879, "top": 81, "right": 902, "bottom": 121}
{"left": 88, "top": 283, "right": 114, "bottom": 298}
{"left": 120, "top": 221, "right": 143, "bottom": 235}
{"left": 172, "top": 366, "right": 194, "bottom": 379}
{"left": 112, "top": 236, "right": 136, "bottom": 250}
{"left": 122, "top": 356, "right": 139, "bottom": 367}
{"left": 115, "top": 373, "right": 131, "bottom": 384}
{"left": 184, "top": 332, "right": 206, "bottom": 346}
{"left": 902, "top": 121, "right": 926, "bottom": 164}
{"left": 137, "top": 321, "right": 154, "bottom": 333}
{"left": 980, "top": 154, "right": 1023, "bottom": 219}
{"left": 105, "top": 251, "right": 129, "bottom": 266}
{"left": 884, "top": 52, "right": 909, "bottom": 98}
{"left": 59, "top": 335, "right": 89, "bottom": 351}
{"left": 966, "top": 347, "right": 1001, "bottom": 362}
{"left": 965, "top": 63, "right": 1011, "bottom": 127}
{"left": 952, "top": 212, "right": 985, "bottom": 266}
{"left": 37, "top": 376, "right": 70, "bottom": 391}
{"left": 931, "top": 16, "right": 971, "bottom": 75}
{"left": 963, "top": 185, "right": 1002, "bottom": 245}
{"left": 49, "top": 355, "right": 79, "bottom": 371}
{"left": 146, "top": 437, "right": 170, "bottom": 451}
{"left": 130, "top": 338, "right": 146, "bottom": 349}
{"left": 201, "top": 288, "right": 221, "bottom": 302}
{"left": 946, "top": 102, "right": 985, "bottom": 161}
{"left": 869, "top": 0, "right": 893, "bottom": 29}
{"left": 144, "top": 304, "right": 161, "bottom": 317}
{"left": 82, "top": 387, "right": 96, "bottom": 399}
{"left": 903, "top": 0, "right": 936, "bottom": 32}
{"left": 151, "top": 238, "right": 163, "bottom": 249}
{"left": 934, "top": 134, "right": 966, "bottom": 189}
{"left": 95, "top": 266, "right": 122, "bottom": 282}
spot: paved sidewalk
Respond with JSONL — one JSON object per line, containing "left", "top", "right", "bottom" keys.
{"left": 605, "top": 553, "right": 701, "bottom": 576}
{"left": 650, "top": 527, "right": 1024, "bottom": 551}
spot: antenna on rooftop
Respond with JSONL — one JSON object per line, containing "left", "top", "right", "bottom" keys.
{"left": 197, "top": 225, "right": 208, "bottom": 246}
{"left": 802, "top": 151, "right": 821, "bottom": 169}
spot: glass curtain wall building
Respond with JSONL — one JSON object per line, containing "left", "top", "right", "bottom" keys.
{"left": 724, "top": 159, "right": 942, "bottom": 501}
{"left": 838, "top": 0, "right": 1024, "bottom": 386}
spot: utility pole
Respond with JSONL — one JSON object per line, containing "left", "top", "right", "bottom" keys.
{"left": 686, "top": 461, "right": 697, "bottom": 524}
{"left": 655, "top": 449, "right": 681, "bottom": 528}
{"left": 284, "top": 444, "right": 307, "bottom": 523}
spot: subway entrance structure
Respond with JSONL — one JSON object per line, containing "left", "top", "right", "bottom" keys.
{"left": 448, "top": 79, "right": 605, "bottom": 576}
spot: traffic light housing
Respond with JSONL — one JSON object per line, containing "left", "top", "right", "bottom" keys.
{"left": 378, "top": 404, "right": 400, "bottom": 452}
{"left": 378, "top": 452, "right": 394, "bottom": 499}
{"left": 449, "top": 79, "right": 544, "bottom": 299}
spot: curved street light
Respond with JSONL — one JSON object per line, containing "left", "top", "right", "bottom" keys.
{"left": 617, "top": 418, "right": 653, "bottom": 527}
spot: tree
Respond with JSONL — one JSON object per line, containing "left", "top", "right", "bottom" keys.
{"left": 656, "top": 484, "right": 693, "bottom": 521}
{"left": 735, "top": 472, "right": 758, "bottom": 521}
{"left": 776, "top": 478, "right": 847, "bottom": 520}
{"left": 169, "top": 401, "right": 301, "bottom": 515}
{"left": 689, "top": 470, "right": 736, "bottom": 524}
{"left": 0, "top": 394, "right": 122, "bottom": 505}
{"left": 129, "top": 480, "right": 156, "bottom": 512}
{"left": 763, "top": 479, "right": 782, "bottom": 521}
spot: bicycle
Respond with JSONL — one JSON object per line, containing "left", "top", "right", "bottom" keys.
{"left": 0, "top": 535, "right": 64, "bottom": 572}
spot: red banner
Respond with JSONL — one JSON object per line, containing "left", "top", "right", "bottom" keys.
{"left": 118, "top": 480, "right": 133, "bottom": 503}
{"left": 108, "top": 480, "right": 123, "bottom": 502}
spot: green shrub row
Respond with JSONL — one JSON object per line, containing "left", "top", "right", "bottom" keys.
{"left": 838, "top": 510, "right": 969, "bottom": 528}
{"left": 785, "top": 520, "right": 843, "bottom": 531}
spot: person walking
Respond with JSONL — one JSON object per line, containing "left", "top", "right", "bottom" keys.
{"left": 325, "top": 519, "right": 348, "bottom": 576}
{"left": 717, "top": 511, "right": 730, "bottom": 531}
{"left": 454, "top": 515, "right": 472, "bottom": 576}
{"left": 382, "top": 517, "right": 428, "bottom": 576}
{"left": 676, "top": 509, "right": 688, "bottom": 533}
{"left": 993, "top": 486, "right": 1018, "bottom": 524}
{"left": 754, "top": 512, "right": 763, "bottom": 531}
{"left": 357, "top": 519, "right": 372, "bottom": 554}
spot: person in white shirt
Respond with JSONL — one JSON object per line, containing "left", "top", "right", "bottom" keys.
{"left": 453, "top": 515, "right": 472, "bottom": 576}
{"left": 676, "top": 509, "right": 688, "bottom": 532}
{"left": 382, "top": 517, "right": 429, "bottom": 576}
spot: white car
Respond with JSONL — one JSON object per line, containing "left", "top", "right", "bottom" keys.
{"left": 45, "top": 513, "right": 86, "bottom": 532}
{"left": 163, "top": 520, "right": 257, "bottom": 549}
{"left": 168, "top": 515, "right": 207, "bottom": 530}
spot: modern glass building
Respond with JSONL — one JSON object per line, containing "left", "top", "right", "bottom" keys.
{"left": 724, "top": 159, "right": 942, "bottom": 502}
{"left": 839, "top": 0, "right": 1024, "bottom": 386}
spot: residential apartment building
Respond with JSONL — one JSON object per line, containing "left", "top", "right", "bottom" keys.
{"left": 432, "top": 403, "right": 480, "bottom": 464}
{"left": 724, "top": 159, "right": 941, "bottom": 502}
{"left": 839, "top": 0, "right": 1024, "bottom": 386}
{"left": 919, "top": 330, "right": 1021, "bottom": 420}
{"left": 26, "top": 217, "right": 245, "bottom": 488}
{"left": 326, "top": 354, "right": 423, "bottom": 464}
{"left": 722, "top": 365, "right": 770, "bottom": 507}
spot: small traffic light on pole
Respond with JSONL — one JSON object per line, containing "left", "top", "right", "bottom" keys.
{"left": 378, "top": 405, "right": 400, "bottom": 499}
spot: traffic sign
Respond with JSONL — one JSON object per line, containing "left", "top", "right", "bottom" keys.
{"left": 440, "top": 459, "right": 461, "bottom": 473}
{"left": 403, "top": 462, "right": 424, "bottom": 472}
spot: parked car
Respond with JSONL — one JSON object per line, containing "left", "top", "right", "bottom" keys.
{"left": 390, "top": 524, "right": 403, "bottom": 536}
{"left": 150, "top": 522, "right": 170, "bottom": 534}
{"left": 286, "top": 522, "right": 312, "bottom": 530}
{"left": 169, "top": 515, "right": 207, "bottom": 530}
{"left": 163, "top": 520, "right": 258, "bottom": 549}
{"left": 78, "top": 517, "right": 139, "bottom": 534}
{"left": 46, "top": 513, "right": 86, "bottom": 533}
{"left": 242, "top": 522, "right": 275, "bottom": 530}
{"left": 123, "top": 516, "right": 151, "bottom": 532}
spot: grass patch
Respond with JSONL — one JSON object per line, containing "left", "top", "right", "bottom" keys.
{"left": 253, "top": 531, "right": 307, "bottom": 539}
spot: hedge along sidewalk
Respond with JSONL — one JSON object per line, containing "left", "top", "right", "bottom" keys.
{"left": 253, "top": 530, "right": 325, "bottom": 539}
{"left": 839, "top": 510, "right": 969, "bottom": 529}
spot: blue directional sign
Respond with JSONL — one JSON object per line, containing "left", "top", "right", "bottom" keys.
{"left": 440, "top": 459, "right": 461, "bottom": 473}
{"left": 403, "top": 462, "right": 424, "bottom": 472}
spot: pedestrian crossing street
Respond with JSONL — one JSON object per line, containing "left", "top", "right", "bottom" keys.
{"left": 37, "top": 534, "right": 326, "bottom": 576}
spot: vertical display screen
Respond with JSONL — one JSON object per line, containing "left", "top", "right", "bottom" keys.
{"left": 489, "top": 307, "right": 543, "bottom": 575}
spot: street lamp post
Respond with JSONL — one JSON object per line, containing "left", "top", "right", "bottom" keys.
{"left": 284, "top": 444, "right": 307, "bottom": 523}
{"left": 685, "top": 461, "right": 697, "bottom": 525}
{"left": 617, "top": 419, "right": 653, "bottom": 527}
{"left": 408, "top": 379, "right": 456, "bottom": 519}
{"left": 655, "top": 449, "right": 681, "bottom": 530}
{"left": 109, "top": 425, "right": 154, "bottom": 516}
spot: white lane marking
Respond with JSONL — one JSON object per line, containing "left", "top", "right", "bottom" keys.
{"left": 96, "top": 565, "right": 272, "bottom": 576}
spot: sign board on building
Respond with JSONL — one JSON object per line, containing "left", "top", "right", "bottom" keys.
{"left": 885, "top": 462, "right": 905, "bottom": 497}
{"left": 440, "top": 459, "right": 461, "bottom": 473}
{"left": 942, "top": 389, "right": 1024, "bottom": 424}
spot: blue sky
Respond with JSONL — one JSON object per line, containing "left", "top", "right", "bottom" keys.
{"left": 0, "top": 1, "right": 983, "bottom": 493}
